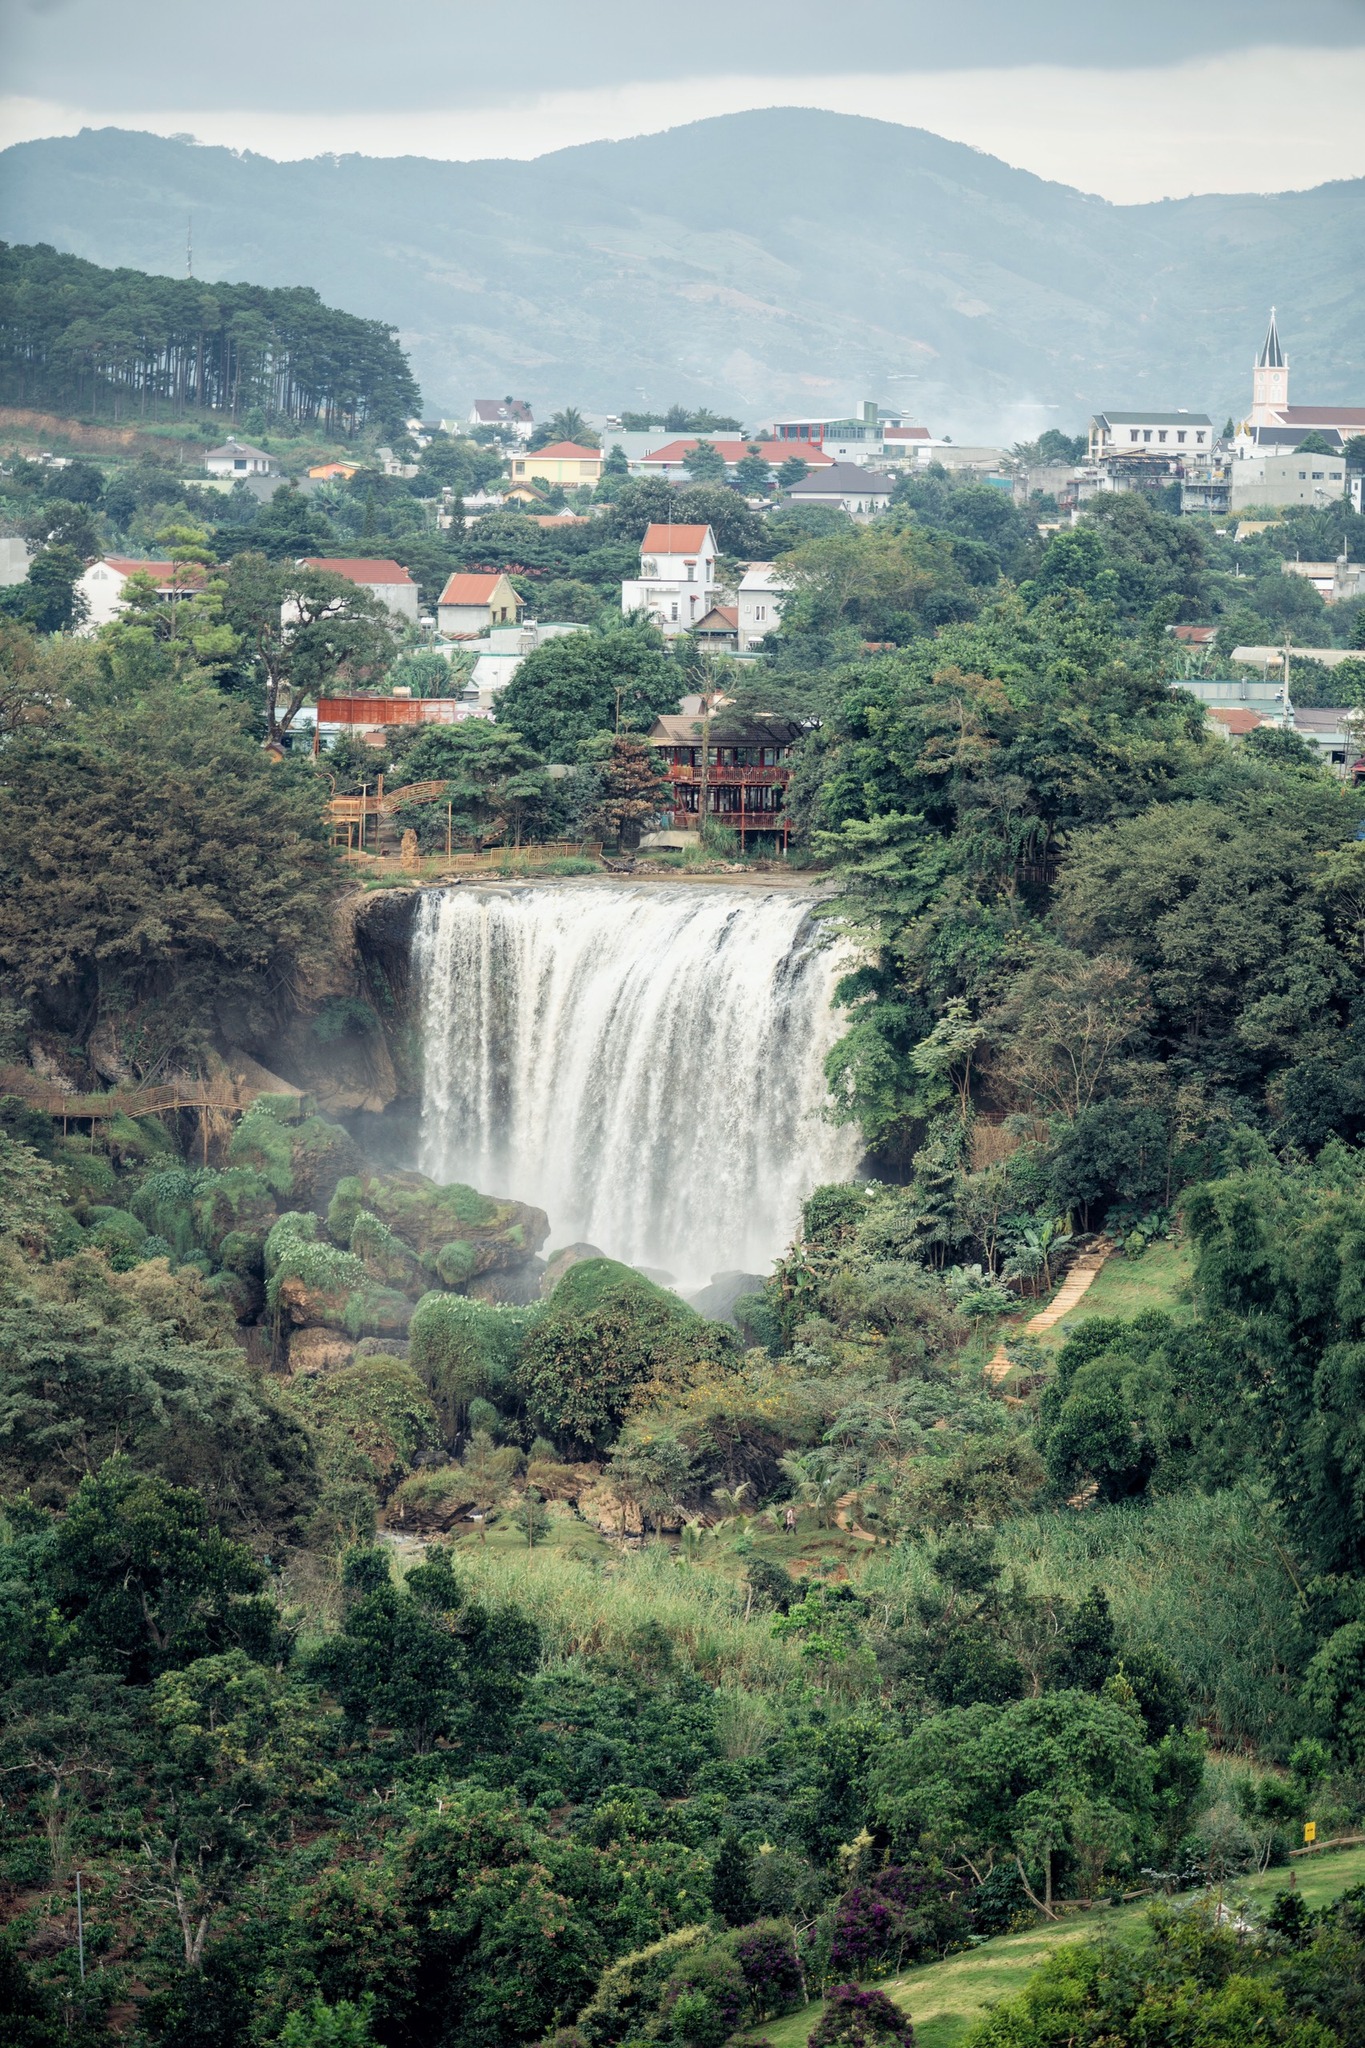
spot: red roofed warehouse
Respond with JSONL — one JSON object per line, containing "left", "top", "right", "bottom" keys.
{"left": 300, "top": 558, "right": 419, "bottom": 624}
{"left": 437, "top": 571, "right": 525, "bottom": 638}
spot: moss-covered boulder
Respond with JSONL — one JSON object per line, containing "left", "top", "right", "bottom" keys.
{"left": 328, "top": 1168, "right": 548, "bottom": 1287}
{"left": 230, "top": 1098, "right": 361, "bottom": 1212}
{"left": 515, "top": 1259, "right": 732, "bottom": 1452}
{"left": 265, "top": 1212, "right": 411, "bottom": 1338}
{"left": 408, "top": 1292, "right": 539, "bottom": 1434}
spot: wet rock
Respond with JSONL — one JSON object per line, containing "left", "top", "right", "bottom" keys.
{"left": 540, "top": 1243, "right": 606, "bottom": 1296}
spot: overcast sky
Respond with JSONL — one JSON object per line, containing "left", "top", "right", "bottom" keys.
{"left": 3, "top": 0, "right": 1365, "bottom": 200}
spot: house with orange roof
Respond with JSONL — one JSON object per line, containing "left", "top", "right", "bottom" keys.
{"left": 640, "top": 438, "right": 833, "bottom": 479}
{"left": 437, "top": 570, "right": 525, "bottom": 638}
{"left": 308, "top": 461, "right": 361, "bottom": 481}
{"left": 510, "top": 442, "right": 605, "bottom": 488}
{"left": 621, "top": 523, "right": 721, "bottom": 636}
{"left": 300, "top": 557, "right": 419, "bottom": 624}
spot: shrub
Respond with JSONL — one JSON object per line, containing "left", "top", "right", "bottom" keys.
{"left": 808, "top": 1984, "right": 914, "bottom": 2048}
{"left": 732, "top": 1921, "right": 805, "bottom": 2020}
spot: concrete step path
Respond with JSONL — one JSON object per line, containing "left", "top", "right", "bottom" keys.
{"left": 984, "top": 1240, "right": 1114, "bottom": 1384}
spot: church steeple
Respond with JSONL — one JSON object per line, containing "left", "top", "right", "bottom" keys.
{"left": 1251, "top": 308, "right": 1289, "bottom": 426}
{"left": 1258, "top": 308, "right": 1285, "bottom": 370}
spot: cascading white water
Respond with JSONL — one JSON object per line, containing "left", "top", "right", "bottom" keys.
{"left": 413, "top": 881, "right": 861, "bottom": 1287}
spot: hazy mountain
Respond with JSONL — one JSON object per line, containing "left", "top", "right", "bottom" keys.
{"left": 0, "top": 112, "right": 1360, "bottom": 438}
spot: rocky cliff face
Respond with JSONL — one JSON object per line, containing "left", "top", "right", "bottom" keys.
{"left": 258, "top": 887, "right": 423, "bottom": 1124}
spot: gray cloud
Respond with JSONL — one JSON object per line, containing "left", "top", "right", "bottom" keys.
{"left": 2, "top": 0, "right": 1362, "bottom": 109}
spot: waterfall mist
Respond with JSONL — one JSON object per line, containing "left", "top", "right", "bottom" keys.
{"left": 413, "top": 882, "right": 861, "bottom": 1287}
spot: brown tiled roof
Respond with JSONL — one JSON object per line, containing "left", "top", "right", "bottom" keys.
{"left": 301, "top": 557, "right": 414, "bottom": 584}
{"left": 437, "top": 572, "right": 514, "bottom": 605}
{"left": 641, "top": 523, "right": 713, "bottom": 553}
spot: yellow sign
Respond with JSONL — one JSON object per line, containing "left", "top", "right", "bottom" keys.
{"left": 1304, "top": 1821, "right": 1317, "bottom": 1845}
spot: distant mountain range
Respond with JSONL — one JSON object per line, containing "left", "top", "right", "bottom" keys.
{"left": 0, "top": 112, "right": 1361, "bottom": 439}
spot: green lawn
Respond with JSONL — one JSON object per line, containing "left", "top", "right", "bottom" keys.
{"left": 743, "top": 1845, "right": 1365, "bottom": 2048}
{"left": 1033, "top": 1238, "right": 1193, "bottom": 1353}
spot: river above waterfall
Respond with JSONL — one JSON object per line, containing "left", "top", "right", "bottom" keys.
{"left": 412, "top": 880, "right": 861, "bottom": 1289}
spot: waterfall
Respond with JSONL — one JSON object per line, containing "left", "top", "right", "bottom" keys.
{"left": 413, "top": 881, "right": 861, "bottom": 1287}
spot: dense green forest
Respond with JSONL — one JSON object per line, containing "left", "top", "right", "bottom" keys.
{"left": 0, "top": 243, "right": 420, "bottom": 431}
{"left": 7, "top": 425, "right": 1365, "bottom": 2047}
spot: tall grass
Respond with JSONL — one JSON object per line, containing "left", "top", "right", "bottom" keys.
{"left": 863, "top": 1489, "right": 1316, "bottom": 1756}
{"left": 413, "top": 1541, "right": 840, "bottom": 1697}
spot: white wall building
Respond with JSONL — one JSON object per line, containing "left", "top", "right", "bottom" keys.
{"left": 299, "top": 557, "right": 420, "bottom": 625}
{"left": 737, "top": 564, "right": 793, "bottom": 650}
{"left": 621, "top": 523, "right": 721, "bottom": 635}
{"left": 1228, "top": 451, "right": 1347, "bottom": 514}
{"left": 205, "top": 438, "right": 275, "bottom": 477}
{"left": 1088, "top": 412, "right": 1213, "bottom": 464}
{"left": 75, "top": 556, "right": 203, "bottom": 633}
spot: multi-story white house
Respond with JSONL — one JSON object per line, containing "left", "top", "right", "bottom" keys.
{"left": 621, "top": 523, "right": 721, "bottom": 635}
{"left": 737, "top": 564, "right": 793, "bottom": 650}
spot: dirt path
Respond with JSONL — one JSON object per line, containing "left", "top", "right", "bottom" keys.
{"left": 984, "top": 1241, "right": 1113, "bottom": 1384}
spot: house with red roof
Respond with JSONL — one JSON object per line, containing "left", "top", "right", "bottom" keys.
{"left": 437, "top": 570, "right": 525, "bottom": 639}
{"left": 621, "top": 523, "right": 721, "bottom": 636}
{"left": 640, "top": 438, "right": 833, "bottom": 479}
{"left": 300, "top": 557, "right": 419, "bottom": 624}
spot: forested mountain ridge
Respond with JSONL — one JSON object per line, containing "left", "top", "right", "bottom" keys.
{"left": 0, "top": 113, "right": 1361, "bottom": 431}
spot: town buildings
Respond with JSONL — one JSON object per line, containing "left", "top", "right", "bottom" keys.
{"left": 469, "top": 399, "right": 534, "bottom": 440}
{"left": 204, "top": 437, "right": 275, "bottom": 477}
{"left": 509, "top": 442, "right": 605, "bottom": 488}
{"left": 299, "top": 557, "right": 420, "bottom": 625}
{"left": 764, "top": 402, "right": 929, "bottom": 467}
{"left": 785, "top": 462, "right": 895, "bottom": 521}
{"left": 437, "top": 570, "right": 524, "bottom": 638}
{"left": 640, "top": 438, "right": 830, "bottom": 479}
{"left": 647, "top": 712, "right": 803, "bottom": 845}
{"left": 621, "top": 523, "right": 721, "bottom": 635}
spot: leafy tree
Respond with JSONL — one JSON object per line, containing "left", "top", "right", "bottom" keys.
{"left": 582, "top": 731, "right": 671, "bottom": 846}
{"left": 220, "top": 551, "right": 396, "bottom": 742}
{"left": 47, "top": 1460, "right": 276, "bottom": 1683}
{"left": 710, "top": 1830, "right": 757, "bottom": 1925}
{"left": 870, "top": 1689, "right": 1161, "bottom": 1914}
{"left": 0, "top": 682, "right": 338, "bottom": 1064}
{"left": 515, "top": 1259, "right": 728, "bottom": 1452}
{"left": 0, "top": 543, "right": 88, "bottom": 633}
{"left": 307, "top": 1545, "right": 538, "bottom": 1752}
{"left": 778, "top": 455, "right": 809, "bottom": 487}
{"left": 808, "top": 1983, "right": 915, "bottom": 2048}
{"left": 686, "top": 440, "right": 727, "bottom": 483}
{"left": 493, "top": 622, "right": 678, "bottom": 759}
